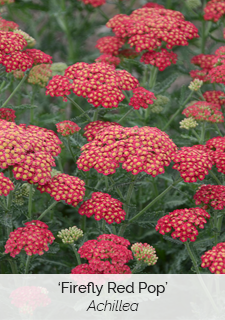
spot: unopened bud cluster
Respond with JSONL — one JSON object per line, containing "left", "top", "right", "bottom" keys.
{"left": 188, "top": 79, "right": 203, "bottom": 91}
{"left": 131, "top": 242, "right": 158, "bottom": 266}
{"left": 51, "top": 62, "right": 68, "bottom": 76}
{"left": 51, "top": 168, "right": 61, "bottom": 178}
{"left": 13, "top": 183, "right": 34, "bottom": 206}
{"left": 150, "top": 95, "right": 169, "bottom": 113}
{"left": 57, "top": 226, "right": 83, "bottom": 244}
{"left": 185, "top": 0, "right": 201, "bottom": 10}
{"left": 180, "top": 116, "right": 198, "bottom": 129}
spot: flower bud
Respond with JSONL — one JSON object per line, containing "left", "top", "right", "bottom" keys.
{"left": 131, "top": 242, "right": 158, "bottom": 266}
{"left": 57, "top": 226, "right": 83, "bottom": 244}
{"left": 13, "top": 29, "right": 36, "bottom": 47}
{"left": 188, "top": 79, "right": 203, "bottom": 91}
{"left": 180, "top": 117, "right": 198, "bottom": 129}
{"left": 51, "top": 62, "right": 68, "bottom": 76}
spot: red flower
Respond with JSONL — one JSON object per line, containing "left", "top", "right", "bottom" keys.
{"left": 155, "top": 208, "right": 210, "bottom": 242}
{"left": 79, "top": 0, "right": 105, "bottom": 7}
{"left": 0, "top": 107, "right": 16, "bottom": 121}
{"left": 1, "top": 51, "right": 33, "bottom": 72}
{"left": 24, "top": 49, "right": 52, "bottom": 65}
{"left": 194, "top": 184, "right": 225, "bottom": 210}
{"left": 140, "top": 49, "right": 177, "bottom": 71}
{"left": 56, "top": 120, "right": 81, "bottom": 136}
{"left": 95, "top": 54, "right": 120, "bottom": 66}
{"left": 83, "top": 120, "right": 121, "bottom": 141}
{"left": 129, "top": 87, "right": 156, "bottom": 110}
{"left": 189, "top": 69, "right": 211, "bottom": 83}
{"left": 77, "top": 125, "right": 177, "bottom": 176}
{"left": 131, "top": 242, "right": 158, "bottom": 266}
{"left": 78, "top": 192, "right": 126, "bottom": 224}
{"left": 205, "top": 137, "right": 225, "bottom": 174}
{"left": 142, "top": 2, "right": 164, "bottom": 8}
{"left": 96, "top": 36, "right": 125, "bottom": 55}
{"left": 37, "top": 173, "right": 85, "bottom": 207}
{"left": 0, "top": 18, "right": 18, "bottom": 31}
{"left": 171, "top": 146, "right": 213, "bottom": 182}
{"left": 5, "top": 220, "right": 55, "bottom": 257}
{"left": 191, "top": 54, "right": 216, "bottom": 70}
{"left": 204, "top": 0, "right": 225, "bottom": 22}
{"left": 201, "top": 242, "right": 225, "bottom": 274}
{"left": 0, "top": 31, "right": 27, "bottom": 53}
{"left": 45, "top": 75, "right": 73, "bottom": 101}
{"left": 203, "top": 90, "right": 225, "bottom": 106}
{"left": 182, "top": 101, "right": 224, "bottom": 123}
{"left": 0, "top": 172, "right": 14, "bottom": 196}
{"left": 71, "top": 262, "right": 131, "bottom": 274}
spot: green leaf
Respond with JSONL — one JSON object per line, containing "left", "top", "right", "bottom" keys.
{"left": 7, "top": 104, "right": 38, "bottom": 110}
{"left": 153, "top": 73, "right": 179, "bottom": 94}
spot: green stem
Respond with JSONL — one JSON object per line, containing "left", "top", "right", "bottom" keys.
{"left": 8, "top": 259, "right": 18, "bottom": 274}
{"left": 185, "top": 241, "right": 200, "bottom": 274}
{"left": 216, "top": 213, "right": 224, "bottom": 243}
{"left": 214, "top": 124, "right": 223, "bottom": 137}
{"left": 1, "top": 75, "right": 27, "bottom": 108}
{"left": 67, "top": 137, "right": 76, "bottom": 162}
{"left": 129, "top": 177, "right": 183, "bottom": 223}
{"left": 102, "top": 219, "right": 106, "bottom": 233}
{"left": 7, "top": 168, "right": 13, "bottom": 210}
{"left": 81, "top": 215, "right": 86, "bottom": 232}
{"left": 214, "top": 210, "right": 218, "bottom": 245}
{"left": 71, "top": 244, "right": 81, "bottom": 265}
{"left": 128, "top": 0, "right": 136, "bottom": 10}
{"left": 163, "top": 92, "right": 194, "bottom": 131}
{"left": 28, "top": 184, "right": 33, "bottom": 219}
{"left": 25, "top": 255, "right": 31, "bottom": 274}
{"left": 93, "top": 108, "right": 99, "bottom": 121}
{"left": 57, "top": 156, "right": 64, "bottom": 173}
{"left": 109, "top": 176, "right": 125, "bottom": 201}
{"left": 149, "top": 66, "right": 158, "bottom": 89}
{"left": 112, "top": 225, "right": 117, "bottom": 235}
{"left": 199, "top": 122, "right": 205, "bottom": 144}
{"left": 38, "top": 201, "right": 58, "bottom": 220}
{"left": 118, "top": 108, "right": 133, "bottom": 123}
{"left": 201, "top": 19, "right": 206, "bottom": 54}
{"left": 97, "top": 8, "right": 109, "bottom": 21}
{"left": 210, "top": 171, "right": 222, "bottom": 185}
{"left": 192, "top": 129, "right": 201, "bottom": 141}
{"left": 66, "top": 96, "right": 92, "bottom": 121}
{"left": 104, "top": 176, "right": 109, "bottom": 190}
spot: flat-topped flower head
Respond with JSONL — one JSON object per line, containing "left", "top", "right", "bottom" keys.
{"left": 1, "top": 51, "right": 33, "bottom": 72}
{"left": 0, "top": 172, "right": 14, "bottom": 196}
{"left": 77, "top": 125, "right": 177, "bottom": 176}
{"left": 201, "top": 242, "right": 225, "bottom": 274}
{"left": 0, "top": 31, "right": 27, "bottom": 54}
{"left": 56, "top": 120, "right": 81, "bottom": 136}
{"left": 95, "top": 54, "right": 120, "bottom": 66}
{"left": 83, "top": 120, "right": 121, "bottom": 141}
{"left": 205, "top": 137, "right": 225, "bottom": 174}
{"left": 78, "top": 192, "right": 126, "bottom": 224}
{"left": 0, "top": 18, "right": 18, "bottom": 31}
{"left": 156, "top": 208, "right": 210, "bottom": 242}
{"left": 24, "top": 49, "right": 52, "bottom": 65}
{"left": 191, "top": 54, "right": 216, "bottom": 70}
{"left": 142, "top": 2, "right": 164, "bottom": 8}
{"left": 189, "top": 69, "right": 211, "bottom": 83}
{"left": 204, "top": 0, "right": 225, "bottom": 22}
{"left": 131, "top": 242, "right": 158, "bottom": 266}
{"left": 0, "top": 108, "right": 16, "bottom": 122}
{"left": 140, "top": 49, "right": 177, "bottom": 71}
{"left": 79, "top": 0, "right": 105, "bottom": 7}
{"left": 45, "top": 75, "right": 73, "bottom": 101}
{"left": 57, "top": 226, "right": 83, "bottom": 244}
{"left": 129, "top": 87, "right": 156, "bottom": 110}
{"left": 13, "top": 30, "right": 36, "bottom": 47}
{"left": 194, "top": 184, "right": 225, "bottom": 210}
{"left": 203, "top": 90, "right": 225, "bottom": 105}
{"left": 171, "top": 146, "right": 213, "bottom": 182}
{"left": 182, "top": 101, "right": 224, "bottom": 123}
{"left": 95, "top": 36, "right": 125, "bottom": 55}
{"left": 71, "top": 262, "right": 131, "bottom": 274}
{"left": 5, "top": 220, "right": 55, "bottom": 257}
{"left": 37, "top": 173, "right": 85, "bottom": 207}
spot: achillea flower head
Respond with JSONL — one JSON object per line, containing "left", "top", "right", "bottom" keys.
{"left": 155, "top": 208, "right": 210, "bottom": 242}
{"left": 95, "top": 54, "right": 120, "bottom": 66}
{"left": 129, "top": 87, "right": 156, "bottom": 110}
{"left": 0, "top": 107, "right": 15, "bottom": 121}
{"left": 0, "top": 31, "right": 27, "bottom": 53}
{"left": 191, "top": 54, "right": 216, "bottom": 70}
{"left": 189, "top": 69, "right": 211, "bottom": 83}
{"left": 204, "top": 0, "right": 225, "bottom": 22}
{"left": 37, "top": 173, "right": 85, "bottom": 207}
{"left": 0, "top": 172, "right": 14, "bottom": 196}
{"left": 0, "top": 18, "right": 18, "bottom": 31}
{"left": 13, "top": 29, "right": 35, "bottom": 47}
{"left": 83, "top": 120, "right": 121, "bottom": 141}
{"left": 188, "top": 79, "right": 203, "bottom": 91}
{"left": 1, "top": 51, "right": 33, "bottom": 72}
{"left": 171, "top": 146, "right": 213, "bottom": 182}
{"left": 201, "top": 242, "right": 225, "bottom": 274}
{"left": 80, "top": 0, "right": 105, "bottom": 6}
{"left": 45, "top": 75, "right": 73, "bottom": 101}
{"left": 142, "top": 2, "right": 164, "bottom": 8}
{"left": 203, "top": 90, "right": 225, "bottom": 105}
{"left": 5, "top": 220, "right": 55, "bottom": 257}
{"left": 57, "top": 226, "right": 83, "bottom": 244}
{"left": 77, "top": 125, "right": 177, "bottom": 176}
{"left": 131, "top": 242, "right": 158, "bottom": 266}
{"left": 180, "top": 117, "right": 198, "bottom": 130}
{"left": 205, "top": 137, "right": 225, "bottom": 174}
{"left": 182, "top": 101, "right": 224, "bottom": 123}
{"left": 56, "top": 120, "right": 81, "bottom": 136}
{"left": 24, "top": 49, "right": 52, "bottom": 65}
{"left": 28, "top": 64, "right": 52, "bottom": 87}
{"left": 51, "top": 62, "right": 68, "bottom": 76}
{"left": 78, "top": 192, "right": 126, "bottom": 224}
{"left": 0, "top": 0, "right": 14, "bottom": 4}
{"left": 194, "top": 184, "right": 225, "bottom": 210}
{"left": 140, "top": 49, "right": 177, "bottom": 71}
{"left": 106, "top": 8, "right": 199, "bottom": 53}
{"left": 95, "top": 36, "right": 125, "bottom": 55}
{"left": 10, "top": 286, "right": 50, "bottom": 316}
{"left": 71, "top": 262, "right": 131, "bottom": 274}
{"left": 209, "top": 64, "right": 225, "bottom": 84}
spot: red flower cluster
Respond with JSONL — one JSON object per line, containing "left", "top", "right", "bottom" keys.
{"left": 78, "top": 192, "right": 126, "bottom": 224}
{"left": 205, "top": 137, "right": 225, "bottom": 174}
{"left": 191, "top": 54, "right": 216, "bottom": 70}
{"left": 95, "top": 54, "right": 120, "bottom": 66}
{"left": 77, "top": 125, "right": 177, "bottom": 176}
{"left": 37, "top": 173, "right": 85, "bottom": 207}
{"left": 142, "top": 2, "right": 164, "bottom": 8}
{"left": 71, "top": 234, "right": 132, "bottom": 274}
{"left": 56, "top": 120, "right": 81, "bottom": 136}
{"left": 106, "top": 8, "right": 199, "bottom": 52}
{"left": 5, "top": 220, "right": 55, "bottom": 257}
{"left": 0, "top": 17, "right": 18, "bottom": 31}
{"left": 182, "top": 101, "right": 224, "bottom": 123}
{"left": 0, "top": 107, "right": 16, "bottom": 121}
{"left": 194, "top": 184, "right": 225, "bottom": 210}
{"left": 0, "top": 120, "right": 62, "bottom": 185}
{"left": 171, "top": 147, "right": 213, "bottom": 182}
{"left": 79, "top": 0, "right": 105, "bottom": 7}
{"left": 10, "top": 286, "right": 50, "bottom": 316}
{"left": 83, "top": 120, "right": 121, "bottom": 141}
{"left": 96, "top": 36, "right": 125, "bottom": 56}
{"left": 24, "top": 49, "right": 52, "bottom": 65}
{"left": 155, "top": 208, "right": 210, "bottom": 242}
{"left": 47, "top": 62, "right": 139, "bottom": 108}
{"left": 189, "top": 69, "right": 211, "bottom": 82}
{"left": 204, "top": 0, "right": 225, "bottom": 22}
{"left": 0, "top": 0, "right": 14, "bottom": 5}
{"left": 140, "top": 49, "right": 177, "bottom": 71}
{"left": 129, "top": 87, "right": 156, "bottom": 110}
{"left": 209, "top": 64, "right": 225, "bottom": 84}
{"left": 203, "top": 90, "right": 225, "bottom": 106}
{"left": 0, "top": 172, "right": 14, "bottom": 196}
{"left": 201, "top": 242, "right": 225, "bottom": 274}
